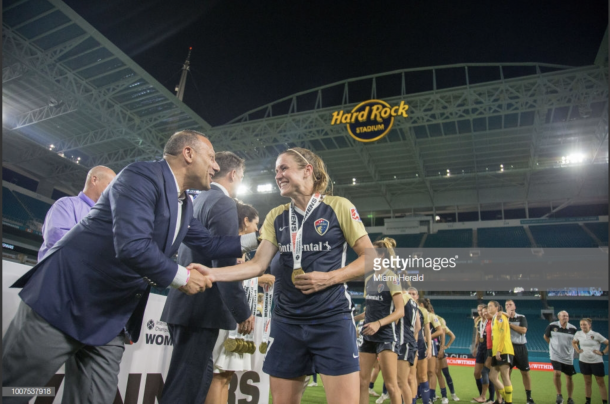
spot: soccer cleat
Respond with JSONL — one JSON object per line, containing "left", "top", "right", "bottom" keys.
{"left": 369, "top": 388, "right": 380, "bottom": 397}
{"left": 307, "top": 382, "right": 317, "bottom": 387}
{"left": 556, "top": 395, "right": 563, "bottom": 404}
{"left": 526, "top": 398, "right": 535, "bottom": 404}
{"left": 442, "top": 398, "right": 449, "bottom": 404}
{"left": 452, "top": 394, "right": 460, "bottom": 401}
{"left": 566, "top": 399, "right": 574, "bottom": 404}
{"left": 376, "top": 393, "right": 389, "bottom": 404}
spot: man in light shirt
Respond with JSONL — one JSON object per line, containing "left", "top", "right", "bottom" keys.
{"left": 544, "top": 311, "right": 577, "bottom": 404}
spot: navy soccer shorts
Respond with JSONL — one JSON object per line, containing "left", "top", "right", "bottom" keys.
{"left": 263, "top": 318, "right": 359, "bottom": 378}
{"left": 397, "top": 341, "right": 417, "bottom": 365}
{"left": 359, "top": 340, "right": 399, "bottom": 355}
{"left": 417, "top": 336, "right": 427, "bottom": 360}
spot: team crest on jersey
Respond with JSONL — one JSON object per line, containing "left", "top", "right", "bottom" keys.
{"left": 351, "top": 207, "right": 361, "bottom": 222}
{"left": 314, "top": 218, "right": 329, "bottom": 236}
{"left": 378, "top": 284, "right": 385, "bottom": 293}
{"left": 554, "top": 328, "right": 558, "bottom": 332}
{"left": 591, "top": 335, "right": 595, "bottom": 339}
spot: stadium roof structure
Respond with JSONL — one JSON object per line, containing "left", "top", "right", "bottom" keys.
{"left": 210, "top": 61, "right": 609, "bottom": 219}
{"left": 2, "top": 0, "right": 608, "bottom": 220}
{"left": 2, "top": 0, "right": 212, "bottom": 194}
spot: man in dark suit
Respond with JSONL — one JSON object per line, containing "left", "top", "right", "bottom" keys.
{"left": 2, "top": 130, "right": 259, "bottom": 404}
{"left": 160, "top": 151, "right": 253, "bottom": 404}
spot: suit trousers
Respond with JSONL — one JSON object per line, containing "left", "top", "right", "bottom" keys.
{"left": 2, "top": 300, "right": 125, "bottom": 404}
{"left": 160, "top": 325, "right": 219, "bottom": 404}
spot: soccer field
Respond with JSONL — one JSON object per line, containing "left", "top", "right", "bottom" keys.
{"left": 295, "top": 367, "right": 609, "bottom": 404}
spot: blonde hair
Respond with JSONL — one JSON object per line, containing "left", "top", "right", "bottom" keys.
{"left": 282, "top": 148, "right": 332, "bottom": 195}
{"left": 372, "top": 237, "right": 397, "bottom": 257}
{"left": 581, "top": 318, "right": 592, "bottom": 325}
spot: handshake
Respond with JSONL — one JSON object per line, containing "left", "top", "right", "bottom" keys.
{"left": 178, "top": 263, "right": 214, "bottom": 295}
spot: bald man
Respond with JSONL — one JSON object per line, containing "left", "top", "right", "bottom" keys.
{"left": 38, "top": 165, "right": 116, "bottom": 261}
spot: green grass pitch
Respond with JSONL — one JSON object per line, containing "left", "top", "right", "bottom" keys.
{"left": 292, "top": 367, "right": 609, "bottom": 404}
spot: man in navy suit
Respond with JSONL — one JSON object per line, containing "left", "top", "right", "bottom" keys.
{"left": 160, "top": 151, "right": 253, "bottom": 404}
{"left": 2, "top": 130, "right": 259, "bottom": 404}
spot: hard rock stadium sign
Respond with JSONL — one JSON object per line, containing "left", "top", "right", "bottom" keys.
{"left": 330, "top": 99, "right": 409, "bottom": 142}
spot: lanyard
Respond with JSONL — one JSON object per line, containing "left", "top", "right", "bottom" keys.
{"left": 244, "top": 277, "right": 258, "bottom": 347}
{"left": 289, "top": 193, "right": 322, "bottom": 270}
{"left": 261, "top": 283, "right": 273, "bottom": 344}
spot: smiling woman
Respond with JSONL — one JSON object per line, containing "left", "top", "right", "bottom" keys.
{"left": 189, "top": 147, "right": 375, "bottom": 404}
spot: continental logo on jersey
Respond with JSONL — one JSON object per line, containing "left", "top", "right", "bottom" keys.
{"left": 314, "top": 218, "right": 329, "bottom": 236}
{"left": 378, "top": 284, "right": 385, "bottom": 294}
{"left": 330, "top": 99, "right": 409, "bottom": 143}
{"left": 350, "top": 207, "right": 361, "bottom": 222}
{"left": 277, "top": 241, "right": 332, "bottom": 253}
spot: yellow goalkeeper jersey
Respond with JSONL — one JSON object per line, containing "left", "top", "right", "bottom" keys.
{"left": 491, "top": 313, "right": 514, "bottom": 355}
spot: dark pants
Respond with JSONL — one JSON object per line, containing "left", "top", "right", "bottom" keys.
{"left": 2, "top": 301, "right": 125, "bottom": 404}
{"left": 160, "top": 325, "right": 219, "bottom": 404}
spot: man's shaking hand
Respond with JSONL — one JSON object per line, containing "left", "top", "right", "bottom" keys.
{"left": 179, "top": 268, "right": 213, "bottom": 295}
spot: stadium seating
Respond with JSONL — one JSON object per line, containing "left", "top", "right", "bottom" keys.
{"left": 12, "top": 191, "right": 52, "bottom": 223}
{"left": 477, "top": 226, "right": 531, "bottom": 248}
{"left": 546, "top": 299, "right": 607, "bottom": 319}
{"left": 583, "top": 222, "right": 609, "bottom": 244}
{"left": 2, "top": 187, "right": 31, "bottom": 224}
{"left": 384, "top": 233, "right": 424, "bottom": 248}
{"left": 424, "top": 229, "right": 473, "bottom": 248}
{"left": 529, "top": 224, "right": 598, "bottom": 248}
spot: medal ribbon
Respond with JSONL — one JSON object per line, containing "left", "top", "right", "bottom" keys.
{"left": 261, "top": 283, "right": 274, "bottom": 345}
{"left": 244, "top": 277, "right": 258, "bottom": 346}
{"left": 289, "top": 193, "right": 322, "bottom": 270}
{"left": 479, "top": 319, "right": 486, "bottom": 339}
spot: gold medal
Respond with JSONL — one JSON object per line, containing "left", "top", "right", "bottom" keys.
{"left": 259, "top": 342, "right": 268, "bottom": 354}
{"left": 479, "top": 337, "right": 484, "bottom": 343}
{"left": 224, "top": 338, "right": 238, "bottom": 352}
{"left": 235, "top": 339, "right": 245, "bottom": 353}
{"left": 249, "top": 342, "right": 256, "bottom": 354}
{"left": 292, "top": 268, "right": 305, "bottom": 284}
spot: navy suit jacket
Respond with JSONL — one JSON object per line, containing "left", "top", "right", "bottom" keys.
{"left": 12, "top": 161, "right": 242, "bottom": 346}
{"left": 160, "top": 184, "right": 251, "bottom": 329}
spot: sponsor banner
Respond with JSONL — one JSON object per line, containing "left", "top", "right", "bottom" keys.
{"left": 2, "top": 261, "right": 270, "bottom": 403}
{"left": 446, "top": 358, "right": 554, "bottom": 371}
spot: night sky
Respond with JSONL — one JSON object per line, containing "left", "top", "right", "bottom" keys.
{"left": 63, "top": 0, "right": 608, "bottom": 126}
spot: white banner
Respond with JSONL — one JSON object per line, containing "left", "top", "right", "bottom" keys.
{"left": 2, "top": 260, "right": 270, "bottom": 404}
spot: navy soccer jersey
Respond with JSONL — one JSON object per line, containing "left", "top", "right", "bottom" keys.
{"left": 260, "top": 195, "right": 368, "bottom": 324}
{"left": 363, "top": 269, "right": 402, "bottom": 342}
{"left": 400, "top": 292, "right": 419, "bottom": 346}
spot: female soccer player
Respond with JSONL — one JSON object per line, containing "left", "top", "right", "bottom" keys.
{"left": 435, "top": 314, "right": 460, "bottom": 403}
{"left": 419, "top": 299, "right": 445, "bottom": 403}
{"left": 473, "top": 306, "right": 495, "bottom": 404}
{"left": 397, "top": 279, "right": 421, "bottom": 404}
{"left": 189, "top": 147, "right": 373, "bottom": 404}
{"left": 206, "top": 201, "right": 274, "bottom": 404}
{"left": 572, "top": 318, "right": 609, "bottom": 404}
{"left": 407, "top": 287, "right": 432, "bottom": 404}
{"left": 488, "top": 301, "right": 514, "bottom": 404}
{"left": 359, "top": 237, "right": 405, "bottom": 404}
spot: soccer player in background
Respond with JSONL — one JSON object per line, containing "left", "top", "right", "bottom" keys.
{"left": 408, "top": 287, "right": 432, "bottom": 404}
{"left": 435, "top": 314, "right": 460, "bottom": 403}
{"left": 544, "top": 311, "right": 577, "bottom": 404}
{"left": 488, "top": 301, "right": 514, "bottom": 404}
{"left": 505, "top": 300, "right": 535, "bottom": 404}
